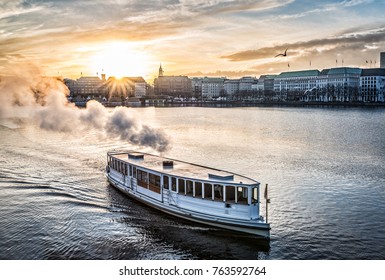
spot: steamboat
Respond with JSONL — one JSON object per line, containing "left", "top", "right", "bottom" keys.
{"left": 106, "top": 151, "right": 270, "bottom": 239}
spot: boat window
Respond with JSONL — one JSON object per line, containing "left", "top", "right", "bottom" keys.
{"left": 252, "top": 187, "right": 258, "bottom": 203}
{"left": 163, "top": 175, "right": 169, "bottom": 189}
{"left": 178, "top": 179, "right": 185, "bottom": 195}
{"left": 237, "top": 186, "right": 249, "bottom": 205}
{"left": 171, "top": 177, "right": 177, "bottom": 192}
{"left": 137, "top": 169, "right": 148, "bottom": 188}
{"left": 129, "top": 165, "right": 132, "bottom": 176}
{"left": 186, "top": 180, "right": 193, "bottom": 196}
{"left": 204, "top": 183, "right": 213, "bottom": 200}
{"left": 155, "top": 175, "right": 160, "bottom": 188}
{"left": 149, "top": 173, "right": 156, "bottom": 185}
{"left": 225, "top": 186, "right": 236, "bottom": 203}
{"left": 133, "top": 167, "right": 137, "bottom": 178}
{"left": 124, "top": 164, "right": 128, "bottom": 175}
{"left": 214, "top": 184, "right": 223, "bottom": 201}
{"left": 194, "top": 181, "right": 202, "bottom": 198}
{"left": 149, "top": 173, "right": 161, "bottom": 193}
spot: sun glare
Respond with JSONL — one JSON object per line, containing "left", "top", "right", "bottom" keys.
{"left": 90, "top": 42, "right": 152, "bottom": 79}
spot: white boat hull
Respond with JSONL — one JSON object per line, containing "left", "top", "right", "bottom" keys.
{"left": 106, "top": 172, "right": 270, "bottom": 239}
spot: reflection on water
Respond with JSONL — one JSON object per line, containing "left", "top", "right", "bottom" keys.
{"left": 1, "top": 106, "right": 385, "bottom": 259}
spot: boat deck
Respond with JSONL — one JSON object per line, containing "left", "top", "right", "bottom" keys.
{"left": 110, "top": 151, "right": 258, "bottom": 185}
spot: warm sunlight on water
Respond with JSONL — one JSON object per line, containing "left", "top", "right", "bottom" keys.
{"left": 1, "top": 106, "right": 385, "bottom": 259}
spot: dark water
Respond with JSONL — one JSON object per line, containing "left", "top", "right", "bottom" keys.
{"left": 1, "top": 106, "right": 385, "bottom": 259}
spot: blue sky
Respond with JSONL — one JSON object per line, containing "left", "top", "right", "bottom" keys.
{"left": 1, "top": 0, "right": 385, "bottom": 80}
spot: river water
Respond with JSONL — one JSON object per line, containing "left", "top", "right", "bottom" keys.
{"left": 1, "top": 106, "right": 385, "bottom": 259}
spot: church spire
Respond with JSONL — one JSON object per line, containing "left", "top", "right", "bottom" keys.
{"left": 158, "top": 63, "right": 164, "bottom": 77}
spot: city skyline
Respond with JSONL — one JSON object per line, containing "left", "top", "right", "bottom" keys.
{"left": 1, "top": 0, "right": 385, "bottom": 80}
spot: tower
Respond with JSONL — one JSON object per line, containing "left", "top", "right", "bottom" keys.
{"left": 158, "top": 63, "right": 164, "bottom": 77}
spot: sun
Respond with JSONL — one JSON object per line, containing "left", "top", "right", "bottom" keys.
{"left": 90, "top": 41, "right": 152, "bottom": 78}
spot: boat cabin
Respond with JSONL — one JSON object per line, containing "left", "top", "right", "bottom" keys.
{"left": 106, "top": 151, "right": 262, "bottom": 222}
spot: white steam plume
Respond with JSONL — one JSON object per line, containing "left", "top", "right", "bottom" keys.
{"left": 0, "top": 64, "right": 170, "bottom": 152}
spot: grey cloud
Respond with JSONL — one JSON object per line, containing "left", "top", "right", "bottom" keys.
{"left": 221, "top": 27, "right": 385, "bottom": 61}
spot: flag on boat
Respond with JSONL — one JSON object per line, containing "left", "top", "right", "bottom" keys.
{"left": 264, "top": 184, "right": 268, "bottom": 199}
{"left": 264, "top": 184, "right": 271, "bottom": 204}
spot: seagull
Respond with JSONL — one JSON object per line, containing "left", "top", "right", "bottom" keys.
{"left": 275, "top": 48, "right": 288, "bottom": 57}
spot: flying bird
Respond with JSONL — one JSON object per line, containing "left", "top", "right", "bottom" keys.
{"left": 275, "top": 48, "right": 288, "bottom": 57}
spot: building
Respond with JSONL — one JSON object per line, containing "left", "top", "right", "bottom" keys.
{"left": 360, "top": 68, "right": 385, "bottom": 102}
{"left": 154, "top": 76, "right": 192, "bottom": 97}
{"left": 67, "top": 76, "right": 108, "bottom": 98}
{"left": 381, "top": 52, "right": 385, "bottom": 69}
{"left": 239, "top": 76, "right": 256, "bottom": 92}
{"left": 129, "top": 77, "right": 146, "bottom": 98}
{"left": 320, "top": 67, "right": 361, "bottom": 102}
{"left": 274, "top": 70, "right": 320, "bottom": 101}
{"left": 105, "top": 76, "right": 146, "bottom": 101}
{"left": 257, "top": 75, "right": 276, "bottom": 92}
{"left": 201, "top": 77, "right": 225, "bottom": 99}
{"left": 154, "top": 65, "right": 192, "bottom": 97}
{"left": 191, "top": 77, "right": 203, "bottom": 98}
{"left": 64, "top": 78, "right": 77, "bottom": 95}
{"left": 224, "top": 79, "right": 239, "bottom": 96}
{"left": 272, "top": 67, "right": 362, "bottom": 102}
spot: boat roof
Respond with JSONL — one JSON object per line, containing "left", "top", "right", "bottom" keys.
{"left": 108, "top": 151, "right": 259, "bottom": 186}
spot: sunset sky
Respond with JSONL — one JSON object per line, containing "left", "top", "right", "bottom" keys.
{"left": 1, "top": 0, "right": 385, "bottom": 82}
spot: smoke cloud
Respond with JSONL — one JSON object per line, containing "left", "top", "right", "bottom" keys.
{"left": 0, "top": 63, "right": 170, "bottom": 152}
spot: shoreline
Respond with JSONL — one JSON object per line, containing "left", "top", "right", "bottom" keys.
{"left": 71, "top": 100, "right": 385, "bottom": 109}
